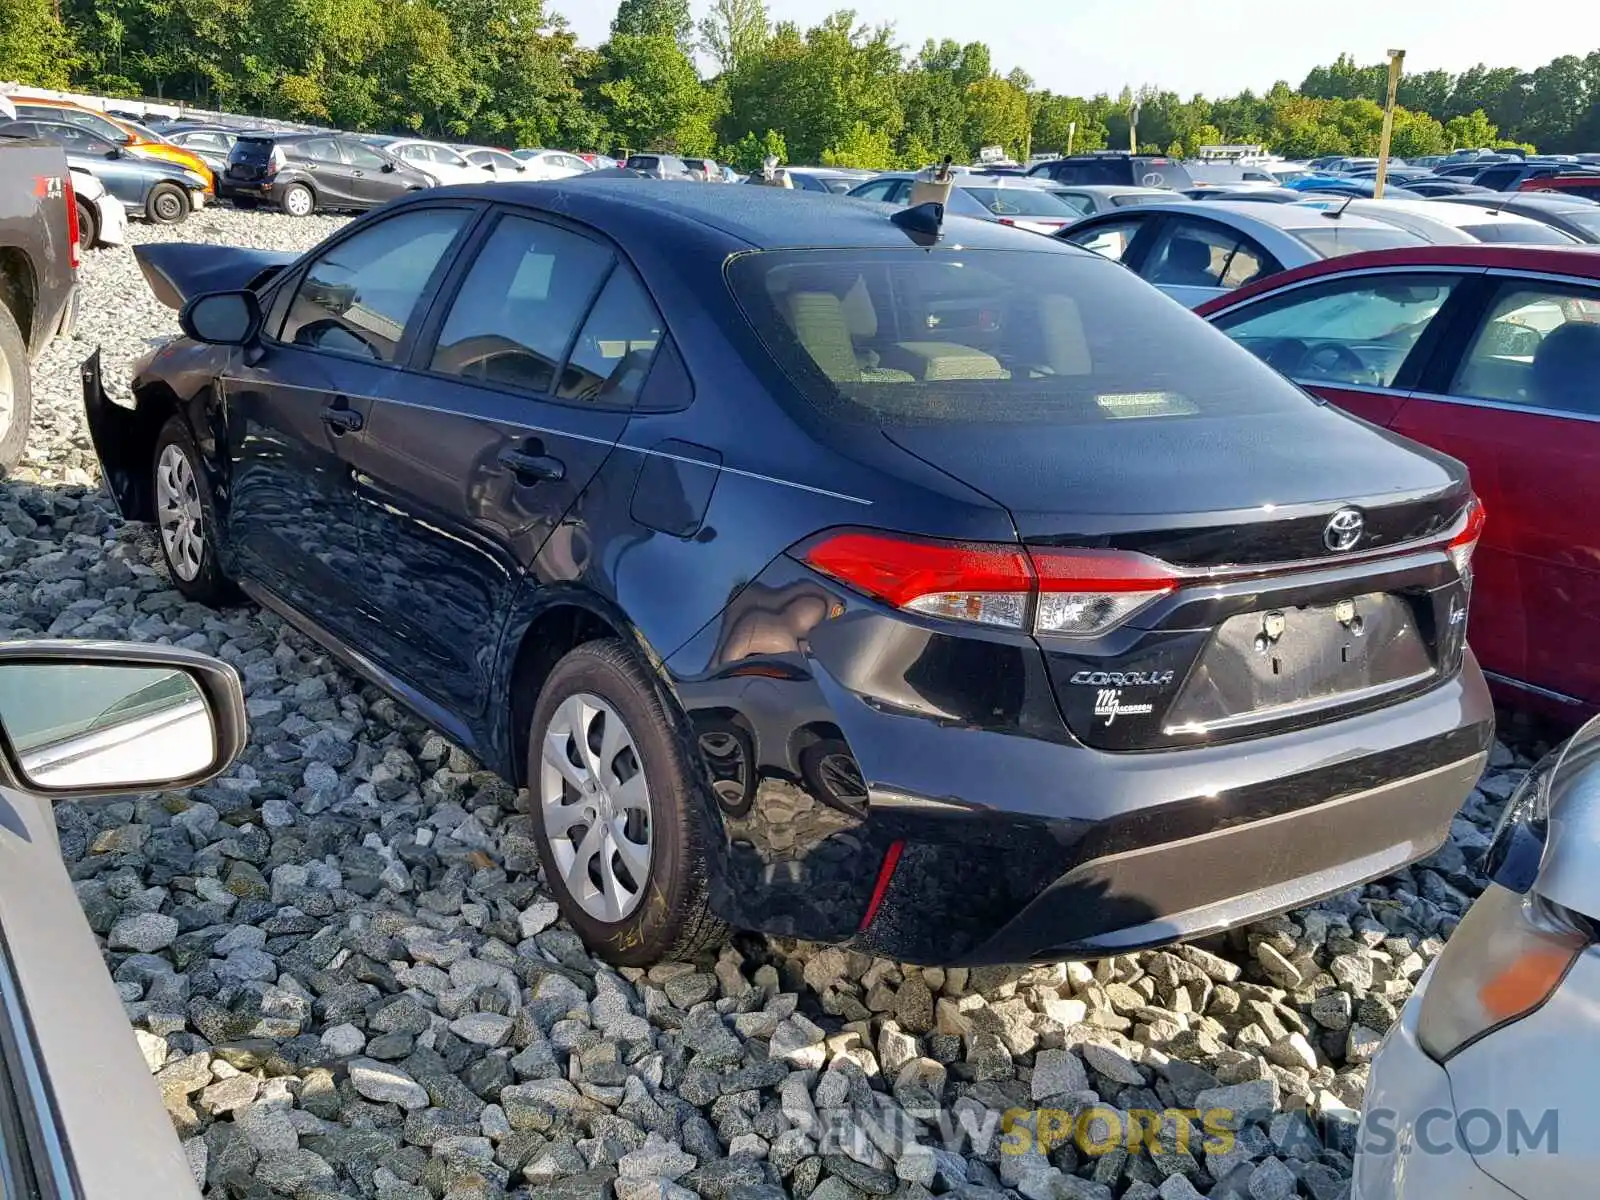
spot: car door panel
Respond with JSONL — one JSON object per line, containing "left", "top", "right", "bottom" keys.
{"left": 0, "top": 783, "right": 201, "bottom": 1199}
{"left": 224, "top": 205, "right": 478, "bottom": 644}
{"left": 346, "top": 209, "right": 644, "bottom": 717}
{"left": 1393, "top": 276, "right": 1600, "bottom": 707}
{"left": 299, "top": 137, "right": 354, "bottom": 207}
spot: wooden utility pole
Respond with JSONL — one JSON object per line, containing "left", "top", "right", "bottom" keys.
{"left": 1373, "top": 49, "right": 1406, "bottom": 199}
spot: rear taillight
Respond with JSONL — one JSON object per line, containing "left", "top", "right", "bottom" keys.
{"left": 64, "top": 179, "right": 80, "bottom": 269}
{"left": 1448, "top": 498, "right": 1487, "bottom": 576}
{"left": 798, "top": 530, "right": 1175, "bottom": 638}
{"left": 268, "top": 146, "right": 286, "bottom": 175}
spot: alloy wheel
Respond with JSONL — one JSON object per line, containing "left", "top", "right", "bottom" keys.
{"left": 540, "top": 692, "right": 653, "bottom": 922}
{"left": 156, "top": 443, "right": 205, "bottom": 581}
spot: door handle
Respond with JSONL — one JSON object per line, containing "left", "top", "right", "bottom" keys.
{"left": 321, "top": 402, "right": 363, "bottom": 434}
{"left": 498, "top": 447, "right": 565, "bottom": 483}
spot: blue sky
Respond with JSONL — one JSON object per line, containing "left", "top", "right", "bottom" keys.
{"left": 562, "top": 1, "right": 1600, "bottom": 97}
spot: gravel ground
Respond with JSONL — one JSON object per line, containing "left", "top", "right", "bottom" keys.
{"left": 12, "top": 207, "right": 1532, "bottom": 1200}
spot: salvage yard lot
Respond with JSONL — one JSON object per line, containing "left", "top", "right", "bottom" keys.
{"left": 10, "top": 208, "right": 1528, "bottom": 1200}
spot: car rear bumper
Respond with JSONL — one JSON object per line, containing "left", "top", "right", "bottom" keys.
{"left": 95, "top": 194, "right": 129, "bottom": 246}
{"left": 667, "top": 557, "right": 1494, "bottom": 964}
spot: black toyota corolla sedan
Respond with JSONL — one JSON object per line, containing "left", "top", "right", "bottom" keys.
{"left": 83, "top": 181, "right": 1493, "bottom": 966}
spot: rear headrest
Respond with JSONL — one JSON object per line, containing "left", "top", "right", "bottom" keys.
{"left": 1531, "top": 321, "right": 1600, "bottom": 412}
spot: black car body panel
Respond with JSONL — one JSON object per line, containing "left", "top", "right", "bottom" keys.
{"left": 83, "top": 181, "right": 1493, "bottom": 963}
{"left": 219, "top": 133, "right": 432, "bottom": 211}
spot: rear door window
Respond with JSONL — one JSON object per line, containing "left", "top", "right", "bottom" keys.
{"left": 301, "top": 137, "right": 343, "bottom": 164}
{"left": 278, "top": 208, "right": 471, "bottom": 361}
{"left": 1451, "top": 282, "right": 1600, "bottom": 414}
{"left": 728, "top": 246, "right": 1321, "bottom": 426}
{"left": 1213, "top": 273, "right": 1462, "bottom": 388}
{"left": 427, "top": 214, "right": 614, "bottom": 395}
{"left": 1142, "top": 217, "right": 1278, "bottom": 290}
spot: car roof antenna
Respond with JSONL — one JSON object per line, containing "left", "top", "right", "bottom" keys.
{"left": 1321, "top": 195, "right": 1357, "bottom": 220}
{"left": 891, "top": 201, "right": 945, "bottom": 245}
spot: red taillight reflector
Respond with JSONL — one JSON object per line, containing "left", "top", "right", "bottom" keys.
{"left": 801, "top": 531, "right": 1031, "bottom": 610}
{"left": 859, "top": 839, "right": 905, "bottom": 932}
{"left": 799, "top": 530, "right": 1178, "bottom": 637}
{"left": 1447, "top": 498, "right": 1486, "bottom": 575}
{"left": 64, "top": 179, "right": 81, "bottom": 270}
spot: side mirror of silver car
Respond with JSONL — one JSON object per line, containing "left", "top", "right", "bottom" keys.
{"left": 0, "top": 641, "right": 246, "bottom": 796}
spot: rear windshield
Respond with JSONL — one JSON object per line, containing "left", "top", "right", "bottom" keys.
{"left": 1562, "top": 211, "right": 1600, "bottom": 238}
{"left": 960, "top": 187, "right": 1082, "bottom": 218}
{"left": 1460, "top": 221, "right": 1577, "bottom": 245}
{"left": 727, "top": 247, "right": 1315, "bottom": 427}
{"left": 1292, "top": 226, "right": 1429, "bottom": 257}
{"left": 818, "top": 176, "right": 859, "bottom": 194}
{"left": 1111, "top": 192, "right": 1169, "bottom": 207}
{"left": 232, "top": 138, "right": 273, "bottom": 161}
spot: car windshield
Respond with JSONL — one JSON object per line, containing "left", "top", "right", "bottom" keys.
{"left": 1292, "top": 226, "right": 1430, "bottom": 257}
{"left": 727, "top": 247, "right": 1316, "bottom": 427}
{"left": 960, "top": 187, "right": 1082, "bottom": 217}
{"left": 817, "top": 176, "right": 858, "bottom": 194}
{"left": 1460, "top": 221, "right": 1578, "bottom": 245}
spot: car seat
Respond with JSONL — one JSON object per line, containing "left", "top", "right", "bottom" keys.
{"left": 1153, "top": 237, "right": 1220, "bottom": 288}
{"left": 1529, "top": 321, "right": 1600, "bottom": 413}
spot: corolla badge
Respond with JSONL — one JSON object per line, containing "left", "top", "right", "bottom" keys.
{"left": 1323, "top": 508, "right": 1365, "bottom": 553}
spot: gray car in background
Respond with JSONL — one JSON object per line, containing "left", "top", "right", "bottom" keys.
{"left": 0, "top": 640, "right": 246, "bottom": 1199}
{"left": 622, "top": 153, "right": 696, "bottom": 180}
{"left": 846, "top": 172, "right": 1086, "bottom": 233}
{"left": 1059, "top": 199, "right": 1436, "bottom": 306}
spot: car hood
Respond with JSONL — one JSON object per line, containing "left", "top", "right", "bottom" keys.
{"left": 134, "top": 241, "right": 298, "bottom": 311}
{"left": 883, "top": 404, "right": 1467, "bottom": 540}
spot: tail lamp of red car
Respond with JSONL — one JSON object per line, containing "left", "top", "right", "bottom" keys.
{"left": 64, "top": 178, "right": 80, "bottom": 270}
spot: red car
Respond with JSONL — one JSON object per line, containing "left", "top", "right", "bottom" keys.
{"left": 1519, "top": 174, "right": 1600, "bottom": 202}
{"left": 1197, "top": 244, "right": 1600, "bottom": 720}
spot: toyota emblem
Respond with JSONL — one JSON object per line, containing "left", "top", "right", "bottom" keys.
{"left": 1324, "top": 508, "right": 1365, "bottom": 553}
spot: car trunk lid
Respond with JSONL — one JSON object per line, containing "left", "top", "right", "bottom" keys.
{"left": 885, "top": 415, "right": 1475, "bottom": 750}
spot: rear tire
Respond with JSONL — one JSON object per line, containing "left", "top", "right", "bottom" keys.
{"left": 526, "top": 639, "right": 728, "bottom": 966}
{"left": 280, "top": 183, "right": 315, "bottom": 217}
{"left": 152, "top": 416, "right": 234, "bottom": 604}
{"left": 148, "top": 182, "right": 188, "bottom": 224}
{"left": 0, "top": 303, "right": 33, "bottom": 476}
{"left": 76, "top": 199, "right": 99, "bottom": 249}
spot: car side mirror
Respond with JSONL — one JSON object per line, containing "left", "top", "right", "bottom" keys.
{"left": 381, "top": 161, "right": 396, "bottom": 173}
{"left": 179, "top": 289, "right": 262, "bottom": 346}
{"left": 482, "top": 162, "right": 495, "bottom": 171}
{"left": 0, "top": 641, "right": 245, "bottom": 796}
{"left": 105, "top": 148, "right": 121, "bottom": 160}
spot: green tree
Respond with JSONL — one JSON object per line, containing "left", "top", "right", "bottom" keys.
{"left": 0, "top": 0, "right": 76, "bottom": 87}
{"left": 821, "top": 121, "right": 896, "bottom": 168}
{"left": 596, "top": 34, "right": 715, "bottom": 154}
{"left": 610, "top": 0, "right": 692, "bottom": 48}
{"left": 1444, "top": 108, "right": 1499, "bottom": 150}
{"left": 699, "top": 0, "right": 767, "bottom": 74}
{"left": 721, "top": 127, "right": 785, "bottom": 171}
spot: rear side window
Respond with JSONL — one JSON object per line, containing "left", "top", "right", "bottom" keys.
{"left": 301, "top": 137, "right": 342, "bottom": 163}
{"left": 627, "top": 156, "right": 658, "bottom": 170}
{"left": 278, "top": 208, "right": 470, "bottom": 362}
{"left": 429, "top": 214, "right": 614, "bottom": 395}
{"left": 1143, "top": 218, "right": 1277, "bottom": 290}
{"left": 557, "top": 266, "right": 664, "bottom": 406}
{"left": 728, "top": 247, "right": 1319, "bottom": 426}
{"left": 1452, "top": 283, "right": 1600, "bottom": 414}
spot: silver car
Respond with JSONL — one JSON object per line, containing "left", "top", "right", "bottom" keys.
{"left": 0, "top": 640, "right": 245, "bottom": 1199}
{"left": 1059, "top": 200, "right": 1437, "bottom": 307}
{"left": 846, "top": 172, "right": 1086, "bottom": 234}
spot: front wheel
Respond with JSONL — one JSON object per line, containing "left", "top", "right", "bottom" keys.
{"left": 152, "top": 416, "right": 234, "bottom": 604}
{"left": 526, "top": 639, "right": 728, "bottom": 965}
{"left": 147, "top": 181, "right": 189, "bottom": 224}
{"left": 280, "top": 183, "right": 315, "bottom": 217}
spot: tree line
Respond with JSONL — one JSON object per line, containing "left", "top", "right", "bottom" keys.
{"left": 3, "top": 0, "right": 1597, "bottom": 170}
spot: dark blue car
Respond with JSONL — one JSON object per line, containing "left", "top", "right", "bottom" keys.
{"left": 82, "top": 182, "right": 1493, "bottom": 965}
{"left": 0, "top": 119, "right": 206, "bottom": 223}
